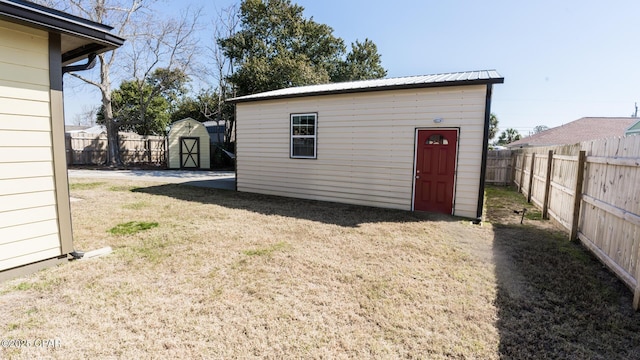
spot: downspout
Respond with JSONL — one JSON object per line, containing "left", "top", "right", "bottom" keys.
{"left": 475, "top": 83, "right": 494, "bottom": 224}
{"left": 233, "top": 103, "right": 238, "bottom": 191}
{"left": 62, "top": 53, "right": 97, "bottom": 260}
{"left": 62, "top": 53, "right": 96, "bottom": 74}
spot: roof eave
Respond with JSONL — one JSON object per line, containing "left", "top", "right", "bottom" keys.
{"left": 228, "top": 77, "right": 504, "bottom": 104}
{"left": 61, "top": 42, "right": 115, "bottom": 65}
{"left": 0, "top": 0, "right": 125, "bottom": 64}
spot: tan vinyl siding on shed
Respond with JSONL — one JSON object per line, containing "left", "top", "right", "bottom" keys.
{"left": 0, "top": 20, "right": 60, "bottom": 271}
{"left": 236, "top": 85, "right": 487, "bottom": 217}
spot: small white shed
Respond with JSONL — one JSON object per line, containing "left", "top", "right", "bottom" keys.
{"left": 229, "top": 70, "right": 504, "bottom": 221}
{"left": 168, "top": 118, "right": 211, "bottom": 169}
{"left": 0, "top": 0, "right": 123, "bottom": 280}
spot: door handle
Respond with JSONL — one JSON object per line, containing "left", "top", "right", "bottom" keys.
{"left": 415, "top": 175, "right": 420, "bottom": 179}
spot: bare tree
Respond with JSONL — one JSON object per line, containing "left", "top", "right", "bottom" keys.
{"left": 33, "top": 0, "right": 69, "bottom": 10}
{"left": 35, "top": 0, "right": 200, "bottom": 166}
{"left": 207, "top": 4, "right": 239, "bottom": 150}
{"left": 123, "top": 6, "right": 202, "bottom": 134}
{"left": 55, "top": 0, "right": 149, "bottom": 166}
{"left": 72, "top": 105, "right": 99, "bottom": 126}
{"left": 533, "top": 125, "right": 549, "bottom": 134}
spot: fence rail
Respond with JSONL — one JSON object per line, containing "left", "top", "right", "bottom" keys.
{"left": 488, "top": 136, "right": 640, "bottom": 310}
{"left": 65, "top": 133, "right": 166, "bottom": 166}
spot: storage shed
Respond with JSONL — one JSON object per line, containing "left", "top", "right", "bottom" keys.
{"left": 229, "top": 70, "right": 504, "bottom": 221}
{"left": 168, "top": 117, "right": 211, "bottom": 169}
{"left": 0, "top": 0, "right": 124, "bottom": 280}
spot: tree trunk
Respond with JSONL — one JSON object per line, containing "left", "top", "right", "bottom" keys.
{"left": 102, "top": 96, "right": 121, "bottom": 166}
{"left": 99, "top": 55, "right": 121, "bottom": 166}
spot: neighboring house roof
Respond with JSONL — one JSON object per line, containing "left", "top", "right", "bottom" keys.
{"left": 64, "top": 125, "right": 90, "bottom": 132}
{"left": 508, "top": 117, "right": 637, "bottom": 148}
{"left": 66, "top": 125, "right": 106, "bottom": 134}
{"left": 228, "top": 70, "right": 504, "bottom": 103}
{"left": 626, "top": 119, "right": 640, "bottom": 136}
{"left": 0, "top": 0, "right": 125, "bottom": 65}
{"left": 202, "top": 120, "right": 225, "bottom": 128}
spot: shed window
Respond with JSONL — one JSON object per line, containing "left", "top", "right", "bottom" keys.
{"left": 427, "top": 134, "right": 449, "bottom": 145}
{"left": 291, "top": 113, "right": 317, "bottom": 158}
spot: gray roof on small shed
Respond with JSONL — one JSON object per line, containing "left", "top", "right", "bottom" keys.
{"left": 0, "top": 0, "right": 125, "bottom": 65}
{"left": 228, "top": 70, "right": 504, "bottom": 103}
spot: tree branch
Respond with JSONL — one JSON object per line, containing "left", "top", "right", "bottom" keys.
{"left": 68, "top": 72, "right": 104, "bottom": 92}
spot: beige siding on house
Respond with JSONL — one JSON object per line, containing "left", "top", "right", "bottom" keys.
{"left": 0, "top": 20, "right": 60, "bottom": 272}
{"left": 0, "top": 146, "right": 52, "bottom": 162}
{"left": 0, "top": 191, "right": 57, "bottom": 213}
{"left": 167, "top": 118, "right": 211, "bottom": 169}
{"left": 0, "top": 235, "right": 61, "bottom": 271}
{"left": 236, "top": 86, "right": 487, "bottom": 217}
{"left": 0, "top": 113, "right": 51, "bottom": 131}
{"left": 0, "top": 205, "right": 58, "bottom": 226}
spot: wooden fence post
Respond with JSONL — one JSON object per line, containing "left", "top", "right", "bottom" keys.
{"left": 527, "top": 153, "right": 536, "bottom": 203}
{"left": 570, "top": 151, "right": 586, "bottom": 241}
{"left": 634, "top": 278, "right": 640, "bottom": 311}
{"left": 542, "top": 150, "right": 553, "bottom": 219}
{"left": 634, "top": 262, "right": 640, "bottom": 310}
{"left": 510, "top": 152, "right": 517, "bottom": 186}
{"left": 508, "top": 151, "right": 514, "bottom": 185}
{"left": 146, "top": 139, "right": 152, "bottom": 164}
{"left": 65, "top": 134, "right": 72, "bottom": 166}
{"left": 518, "top": 153, "right": 526, "bottom": 193}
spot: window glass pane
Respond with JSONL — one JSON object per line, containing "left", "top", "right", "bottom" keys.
{"left": 292, "top": 117, "right": 315, "bottom": 135}
{"left": 293, "top": 138, "right": 315, "bottom": 157}
{"left": 427, "top": 134, "right": 448, "bottom": 145}
{"left": 293, "top": 125, "right": 314, "bottom": 135}
{"left": 291, "top": 114, "right": 317, "bottom": 158}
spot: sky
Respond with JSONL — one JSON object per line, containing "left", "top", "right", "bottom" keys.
{"left": 64, "top": 0, "right": 640, "bottom": 138}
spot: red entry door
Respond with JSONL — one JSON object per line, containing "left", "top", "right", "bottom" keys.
{"left": 414, "top": 129, "right": 458, "bottom": 214}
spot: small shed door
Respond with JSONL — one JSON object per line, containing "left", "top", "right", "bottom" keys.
{"left": 414, "top": 129, "right": 458, "bottom": 214}
{"left": 180, "top": 137, "right": 200, "bottom": 168}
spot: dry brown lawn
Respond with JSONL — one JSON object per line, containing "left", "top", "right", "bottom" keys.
{"left": 1, "top": 180, "right": 639, "bottom": 359}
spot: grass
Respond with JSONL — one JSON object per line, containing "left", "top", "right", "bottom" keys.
{"left": 0, "top": 179, "right": 639, "bottom": 359}
{"left": 123, "top": 234, "right": 172, "bottom": 264}
{"left": 68, "top": 181, "right": 105, "bottom": 190}
{"left": 107, "top": 221, "right": 159, "bottom": 235}
{"left": 484, "top": 185, "right": 546, "bottom": 222}
{"left": 109, "top": 185, "right": 140, "bottom": 192}
{"left": 485, "top": 185, "right": 640, "bottom": 358}
{"left": 242, "top": 241, "right": 289, "bottom": 256}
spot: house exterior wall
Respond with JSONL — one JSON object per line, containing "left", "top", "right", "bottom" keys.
{"left": 168, "top": 118, "right": 211, "bottom": 169}
{"left": 0, "top": 20, "right": 63, "bottom": 272}
{"left": 236, "top": 85, "right": 488, "bottom": 218}
{"left": 626, "top": 120, "right": 640, "bottom": 136}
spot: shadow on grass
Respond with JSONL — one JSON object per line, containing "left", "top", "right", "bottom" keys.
{"left": 492, "top": 217, "right": 640, "bottom": 358}
{"left": 133, "top": 183, "right": 457, "bottom": 227}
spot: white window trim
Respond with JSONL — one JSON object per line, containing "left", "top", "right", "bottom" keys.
{"left": 290, "top": 113, "right": 317, "bottom": 159}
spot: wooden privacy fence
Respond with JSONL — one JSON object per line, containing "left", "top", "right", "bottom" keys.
{"left": 507, "top": 136, "right": 640, "bottom": 309}
{"left": 485, "top": 150, "right": 513, "bottom": 185}
{"left": 65, "top": 132, "right": 166, "bottom": 166}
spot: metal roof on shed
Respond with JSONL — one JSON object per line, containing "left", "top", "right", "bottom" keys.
{"left": 228, "top": 70, "right": 504, "bottom": 103}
